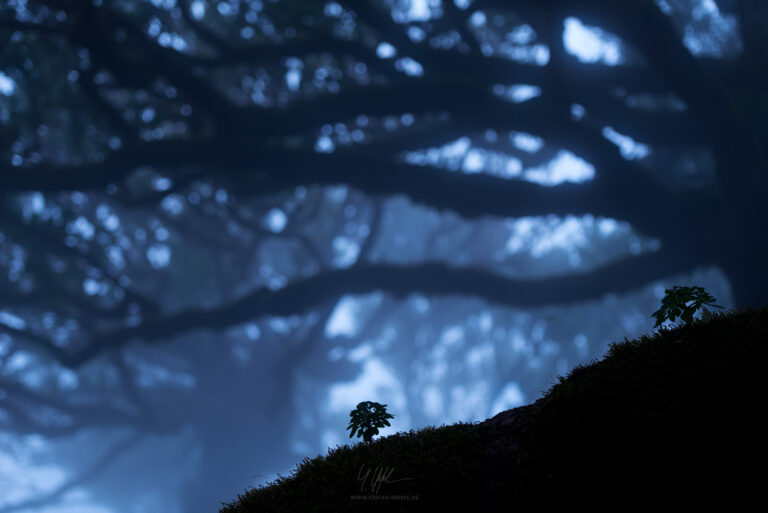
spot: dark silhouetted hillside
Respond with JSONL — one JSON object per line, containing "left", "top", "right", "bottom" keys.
{"left": 222, "top": 307, "right": 768, "bottom": 512}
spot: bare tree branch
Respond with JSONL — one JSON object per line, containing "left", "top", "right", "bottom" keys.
{"left": 0, "top": 17, "right": 64, "bottom": 34}
{"left": 0, "top": 202, "right": 160, "bottom": 317}
{"left": 64, "top": 244, "right": 700, "bottom": 368}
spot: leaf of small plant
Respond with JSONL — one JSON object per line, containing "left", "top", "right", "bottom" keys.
{"left": 652, "top": 285, "right": 724, "bottom": 329}
{"left": 346, "top": 401, "right": 395, "bottom": 443}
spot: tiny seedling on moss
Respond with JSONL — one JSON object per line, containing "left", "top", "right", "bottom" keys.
{"left": 347, "top": 401, "right": 394, "bottom": 443}
{"left": 652, "top": 285, "right": 723, "bottom": 329}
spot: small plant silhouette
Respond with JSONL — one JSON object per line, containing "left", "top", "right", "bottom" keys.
{"left": 652, "top": 285, "right": 723, "bottom": 328}
{"left": 346, "top": 401, "right": 394, "bottom": 443}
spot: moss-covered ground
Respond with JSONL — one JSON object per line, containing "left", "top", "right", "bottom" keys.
{"left": 221, "top": 306, "right": 768, "bottom": 512}
{"left": 221, "top": 420, "right": 483, "bottom": 512}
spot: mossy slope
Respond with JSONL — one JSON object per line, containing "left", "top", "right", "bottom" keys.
{"left": 221, "top": 421, "right": 483, "bottom": 512}
{"left": 504, "top": 306, "right": 768, "bottom": 509}
{"left": 222, "top": 307, "right": 768, "bottom": 512}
